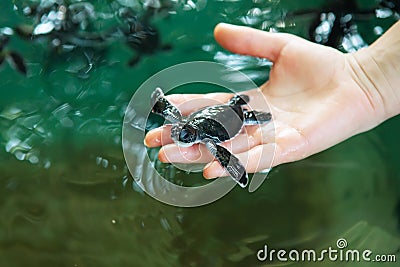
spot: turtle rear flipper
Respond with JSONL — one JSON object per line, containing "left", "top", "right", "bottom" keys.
{"left": 203, "top": 138, "right": 248, "bottom": 188}
{"left": 151, "top": 87, "right": 182, "bottom": 123}
{"left": 244, "top": 110, "right": 272, "bottom": 125}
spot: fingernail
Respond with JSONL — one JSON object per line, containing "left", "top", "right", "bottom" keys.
{"left": 143, "top": 137, "right": 150, "bottom": 147}
{"left": 158, "top": 150, "right": 168, "bottom": 163}
{"left": 144, "top": 132, "right": 161, "bottom": 147}
{"left": 217, "top": 22, "right": 233, "bottom": 27}
{"left": 158, "top": 144, "right": 178, "bottom": 163}
{"left": 144, "top": 137, "right": 159, "bottom": 147}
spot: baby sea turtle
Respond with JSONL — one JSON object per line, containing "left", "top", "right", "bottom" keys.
{"left": 150, "top": 87, "right": 272, "bottom": 188}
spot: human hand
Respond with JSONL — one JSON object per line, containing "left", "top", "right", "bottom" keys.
{"left": 144, "top": 23, "right": 392, "bottom": 179}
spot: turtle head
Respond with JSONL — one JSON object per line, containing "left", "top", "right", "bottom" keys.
{"left": 171, "top": 123, "right": 198, "bottom": 147}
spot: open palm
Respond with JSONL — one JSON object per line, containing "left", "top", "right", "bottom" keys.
{"left": 145, "top": 23, "right": 381, "bottom": 179}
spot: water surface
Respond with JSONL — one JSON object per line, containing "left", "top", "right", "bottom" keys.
{"left": 1, "top": 0, "right": 399, "bottom": 266}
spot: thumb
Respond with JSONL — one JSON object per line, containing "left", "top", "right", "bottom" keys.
{"left": 214, "top": 23, "right": 295, "bottom": 62}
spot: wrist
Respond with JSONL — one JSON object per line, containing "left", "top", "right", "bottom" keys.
{"left": 368, "top": 22, "right": 400, "bottom": 119}
{"left": 346, "top": 22, "right": 400, "bottom": 122}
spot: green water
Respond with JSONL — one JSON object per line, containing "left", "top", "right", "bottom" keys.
{"left": 1, "top": 0, "right": 400, "bottom": 266}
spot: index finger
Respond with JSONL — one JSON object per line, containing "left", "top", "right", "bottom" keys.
{"left": 166, "top": 92, "right": 233, "bottom": 116}
{"left": 214, "top": 23, "right": 295, "bottom": 62}
{"left": 166, "top": 88, "right": 268, "bottom": 115}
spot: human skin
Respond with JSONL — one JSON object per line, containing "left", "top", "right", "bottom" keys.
{"left": 144, "top": 21, "right": 400, "bottom": 179}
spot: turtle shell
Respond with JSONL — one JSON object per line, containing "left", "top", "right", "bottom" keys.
{"left": 186, "top": 104, "right": 244, "bottom": 143}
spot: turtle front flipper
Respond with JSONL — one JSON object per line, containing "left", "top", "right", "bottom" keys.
{"left": 203, "top": 138, "right": 248, "bottom": 188}
{"left": 244, "top": 110, "right": 272, "bottom": 125}
{"left": 227, "top": 94, "right": 249, "bottom": 106}
{"left": 151, "top": 87, "right": 182, "bottom": 123}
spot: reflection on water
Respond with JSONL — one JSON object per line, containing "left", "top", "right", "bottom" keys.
{"left": 166, "top": 134, "right": 400, "bottom": 266}
{"left": 1, "top": 0, "right": 400, "bottom": 266}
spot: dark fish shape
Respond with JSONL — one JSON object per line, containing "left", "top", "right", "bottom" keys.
{"left": 286, "top": 0, "right": 379, "bottom": 51}
{"left": 0, "top": 34, "right": 10, "bottom": 51}
{"left": 8, "top": 52, "right": 27, "bottom": 75}
{"left": 0, "top": 53, "right": 5, "bottom": 66}
{"left": 118, "top": 7, "right": 172, "bottom": 67}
